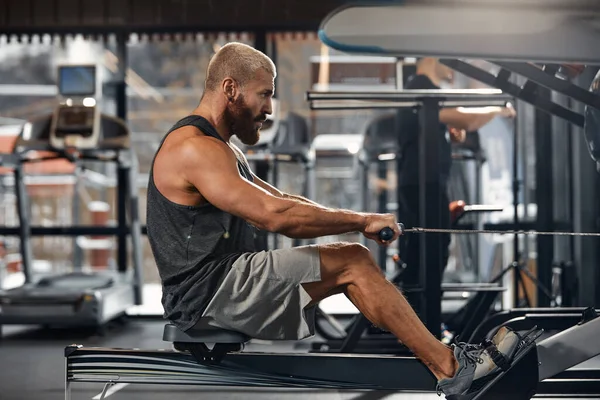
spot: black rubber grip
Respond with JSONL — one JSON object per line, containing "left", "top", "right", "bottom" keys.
{"left": 378, "top": 223, "right": 404, "bottom": 241}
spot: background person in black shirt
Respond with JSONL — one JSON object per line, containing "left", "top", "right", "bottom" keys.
{"left": 396, "top": 58, "right": 515, "bottom": 311}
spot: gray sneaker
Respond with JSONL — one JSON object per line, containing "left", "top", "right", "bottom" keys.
{"left": 436, "top": 326, "right": 522, "bottom": 398}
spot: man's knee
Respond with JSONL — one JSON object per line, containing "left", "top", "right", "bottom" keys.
{"left": 343, "top": 241, "right": 369, "bottom": 255}
{"left": 321, "top": 241, "right": 369, "bottom": 259}
{"left": 321, "top": 242, "right": 382, "bottom": 280}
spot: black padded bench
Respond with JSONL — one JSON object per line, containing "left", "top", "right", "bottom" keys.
{"left": 163, "top": 321, "right": 250, "bottom": 364}
{"left": 163, "top": 322, "right": 250, "bottom": 343}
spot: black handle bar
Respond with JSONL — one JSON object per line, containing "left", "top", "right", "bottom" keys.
{"left": 378, "top": 223, "right": 405, "bottom": 241}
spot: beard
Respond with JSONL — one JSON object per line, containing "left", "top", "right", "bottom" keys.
{"left": 224, "top": 94, "right": 264, "bottom": 146}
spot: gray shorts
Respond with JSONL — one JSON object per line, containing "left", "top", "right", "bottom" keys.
{"left": 198, "top": 245, "right": 322, "bottom": 340}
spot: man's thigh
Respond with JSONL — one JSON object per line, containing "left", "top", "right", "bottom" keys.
{"left": 200, "top": 245, "right": 322, "bottom": 340}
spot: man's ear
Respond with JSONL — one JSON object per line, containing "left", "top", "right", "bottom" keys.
{"left": 222, "top": 77, "right": 237, "bottom": 102}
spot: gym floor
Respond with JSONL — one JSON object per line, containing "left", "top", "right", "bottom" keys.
{"left": 1, "top": 319, "right": 599, "bottom": 400}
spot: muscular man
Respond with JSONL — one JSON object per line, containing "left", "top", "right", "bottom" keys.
{"left": 146, "top": 43, "right": 519, "bottom": 397}
{"left": 396, "top": 58, "right": 515, "bottom": 298}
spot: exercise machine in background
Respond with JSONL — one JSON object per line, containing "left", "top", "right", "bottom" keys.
{"left": 0, "top": 65, "right": 143, "bottom": 333}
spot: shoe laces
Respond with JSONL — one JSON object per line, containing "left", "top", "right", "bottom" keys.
{"left": 454, "top": 341, "right": 485, "bottom": 366}
{"left": 435, "top": 341, "right": 484, "bottom": 396}
{"left": 436, "top": 382, "right": 445, "bottom": 396}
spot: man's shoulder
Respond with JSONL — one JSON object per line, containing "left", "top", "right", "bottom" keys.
{"left": 171, "top": 122, "right": 212, "bottom": 139}
{"left": 165, "top": 129, "right": 233, "bottom": 167}
{"left": 187, "top": 133, "right": 233, "bottom": 156}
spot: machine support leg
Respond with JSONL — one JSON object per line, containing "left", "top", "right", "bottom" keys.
{"left": 99, "top": 381, "right": 116, "bottom": 400}
{"left": 537, "top": 309, "right": 600, "bottom": 381}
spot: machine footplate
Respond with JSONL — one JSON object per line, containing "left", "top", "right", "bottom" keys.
{"left": 448, "top": 328, "right": 543, "bottom": 400}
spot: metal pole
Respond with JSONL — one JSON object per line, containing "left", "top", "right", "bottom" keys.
{"left": 535, "top": 86, "right": 554, "bottom": 308}
{"left": 72, "top": 161, "right": 83, "bottom": 271}
{"left": 512, "top": 107, "right": 521, "bottom": 307}
{"left": 115, "top": 33, "right": 129, "bottom": 277}
{"left": 307, "top": 89, "right": 509, "bottom": 103}
{"left": 377, "top": 159, "right": 388, "bottom": 271}
{"left": 64, "top": 357, "right": 71, "bottom": 400}
{"left": 15, "top": 163, "right": 33, "bottom": 284}
{"left": 116, "top": 157, "right": 128, "bottom": 275}
{"left": 359, "top": 155, "right": 370, "bottom": 248}
{"left": 126, "top": 151, "right": 144, "bottom": 305}
{"left": 115, "top": 33, "right": 127, "bottom": 121}
{"left": 475, "top": 152, "right": 482, "bottom": 280}
{"left": 419, "top": 99, "right": 442, "bottom": 338}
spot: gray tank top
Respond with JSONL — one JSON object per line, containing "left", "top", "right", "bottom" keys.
{"left": 146, "top": 115, "right": 258, "bottom": 331}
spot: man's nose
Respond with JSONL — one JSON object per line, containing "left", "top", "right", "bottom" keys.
{"left": 263, "top": 98, "right": 273, "bottom": 116}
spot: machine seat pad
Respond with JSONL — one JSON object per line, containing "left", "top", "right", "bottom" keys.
{"left": 163, "top": 323, "right": 250, "bottom": 344}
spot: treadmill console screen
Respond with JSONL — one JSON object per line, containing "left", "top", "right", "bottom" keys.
{"left": 58, "top": 65, "right": 97, "bottom": 97}
{"left": 53, "top": 106, "right": 96, "bottom": 138}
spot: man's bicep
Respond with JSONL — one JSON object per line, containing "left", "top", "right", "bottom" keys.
{"left": 185, "top": 143, "right": 277, "bottom": 227}
{"left": 201, "top": 168, "right": 273, "bottom": 223}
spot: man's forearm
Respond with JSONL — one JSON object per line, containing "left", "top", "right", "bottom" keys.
{"left": 269, "top": 196, "right": 367, "bottom": 239}
{"left": 441, "top": 107, "right": 501, "bottom": 132}
{"left": 464, "top": 110, "right": 500, "bottom": 131}
{"left": 282, "top": 192, "right": 321, "bottom": 207}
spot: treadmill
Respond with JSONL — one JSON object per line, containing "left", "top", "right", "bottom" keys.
{"left": 0, "top": 65, "right": 143, "bottom": 330}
